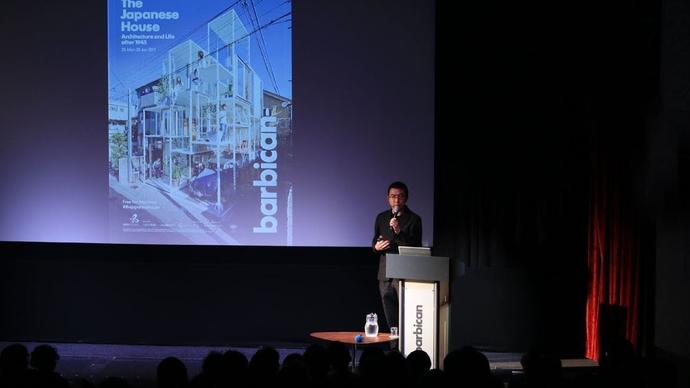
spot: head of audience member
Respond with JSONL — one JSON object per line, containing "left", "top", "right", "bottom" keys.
{"left": 30, "top": 344, "right": 60, "bottom": 373}
{"left": 443, "top": 346, "right": 492, "bottom": 387}
{"left": 358, "top": 347, "right": 386, "bottom": 384}
{"left": 303, "top": 343, "right": 330, "bottom": 382}
{"left": 406, "top": 349, "right": 432, "bottom": 382}
{"left": 248, "top": 346, "right": 280, "bottom": 382}
{"left": 0, "top": 343, "right": 29, "bottom": 376}
{"left": 384, "top": 349, "right": 406, "bottom": 386}
{"left": 326, "top": 341, "right": 351, "bottom": 373}
{"left": 223, "top": 350, "right": 248, "bottom": 379}
{"left": 520, "top": 348, "right": 563, "bottom": 388}
{"left": 156, "top": 356, "right": 188, "bottom": 388}
{"left": 278, "top": 353, "right": 307, "bottom": 385}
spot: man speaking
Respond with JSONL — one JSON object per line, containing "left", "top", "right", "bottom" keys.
{"left": 372, "top": 181, "right": 423, "bottom": 331}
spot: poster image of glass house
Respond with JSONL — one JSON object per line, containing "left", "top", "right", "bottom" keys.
{"left": 110, "top": 10, "right": 289, "bottom": 226}
{"left": 135, "top": 10, "right": 263, "bottom": 216}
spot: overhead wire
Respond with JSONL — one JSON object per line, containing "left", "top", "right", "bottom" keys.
{"left": 109, "top": 0, "right": 290, "bottom": 101}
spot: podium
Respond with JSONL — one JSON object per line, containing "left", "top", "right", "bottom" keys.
{"left": 386, "top": 251, "right": 449, "bottom": 368}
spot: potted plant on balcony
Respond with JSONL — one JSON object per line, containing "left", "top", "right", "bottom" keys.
{"left": 223, "top": 82, "right": 233, "bottom": 98}
{"left": 156, "top": 74, "right": 171, "bottom": 106}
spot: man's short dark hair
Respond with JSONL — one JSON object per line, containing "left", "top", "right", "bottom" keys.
{"left": 388, "top": 181, "right": 408, "bottom": 198}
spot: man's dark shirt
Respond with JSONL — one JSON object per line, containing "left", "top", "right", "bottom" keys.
{"left": 372, "top": 206, "right": 422, "bottom": 280}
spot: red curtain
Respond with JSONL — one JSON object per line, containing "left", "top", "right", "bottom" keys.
{"left": 585, "top": 161, "right": 642, "bottom": 360}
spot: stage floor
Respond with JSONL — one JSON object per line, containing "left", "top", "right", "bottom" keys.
{"left": 0, "top": 341, "right": 598, "bottom": 386}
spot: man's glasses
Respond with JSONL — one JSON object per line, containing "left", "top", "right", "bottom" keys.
{"left": 388, "top": 194, "right": 405, "bottom": 199}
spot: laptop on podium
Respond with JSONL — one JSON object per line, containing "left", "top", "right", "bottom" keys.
{"left": 397, "top": 246, "right": 431, "bottom": 256}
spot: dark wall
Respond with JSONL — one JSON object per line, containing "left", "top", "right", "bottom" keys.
{"left": 650, "top": 0, "right": 690, "bottom": 384}
{"left": 0, "top": 243, "right": 381, "bottom": 346}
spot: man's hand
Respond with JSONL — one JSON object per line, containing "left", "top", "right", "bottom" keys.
{"left": 389, "top": 217, "right": 400, "bottom": 234}
{"left": 375, "top": 238, "right": 391, "bottom": 252}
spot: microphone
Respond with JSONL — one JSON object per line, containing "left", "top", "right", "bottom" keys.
{"left": 390, "top": 206, "right": 400, "bottom": 231}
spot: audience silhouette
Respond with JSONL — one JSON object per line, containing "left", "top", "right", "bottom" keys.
{"left": 0, "top": 343, "right": 29, "bottom": 388}
{"left": 27, "top": 344, "right": 70, "bottom": 388}
{"left": 277, "top": 353, "right": 307, "bottom": 386}
{"left": 509, "top": 346, "right": 564, "bottom": 388}
{"left": 222, "top": 350, "right": 248, "bottom": 387}
{"left": 157, "top": 356, "right": 188, "bottom": 388}
{"left": 443, "top": 346, "right": 502, "bottom": 388}
{"left": 247, "top": 346, "right": 279, "bottom": 388}
{"left": 0, "top": 341, "right": 679, "bottom": 388}
{"left": 303, "top": 343, "right": 329, "bottom": 387}
{"left": 405, "top": 349, "right": 431, "bottom": 386}
{"left": 325, "top": 342, "right": 358, "bottom": 388}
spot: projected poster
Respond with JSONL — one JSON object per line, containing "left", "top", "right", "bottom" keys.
{"left": 108, "top": 0, "right": 292, "bottom": 245}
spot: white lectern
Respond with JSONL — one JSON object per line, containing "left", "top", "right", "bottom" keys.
{"left": 386, "top": 251, "right": 449, "bottom": 368}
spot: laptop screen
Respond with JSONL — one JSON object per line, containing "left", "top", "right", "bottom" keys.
{"left": 398, "top": 246, "right": 431, "bottom": 256}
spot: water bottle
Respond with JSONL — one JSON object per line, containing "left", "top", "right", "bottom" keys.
{"left": 364, "top": 313, "right": 379, "bottom": 337}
